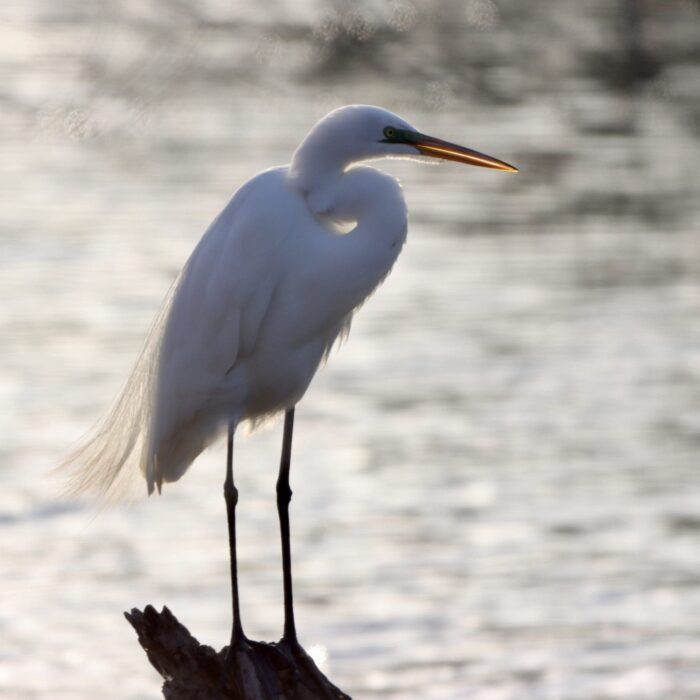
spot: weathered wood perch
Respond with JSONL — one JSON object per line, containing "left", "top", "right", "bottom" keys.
{"left": 125, "top": 605, "right": 351, "bottom": 700}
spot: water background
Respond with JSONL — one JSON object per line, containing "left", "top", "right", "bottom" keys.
{"left": 2, "top": 1, "right": 700, "bottom": 698}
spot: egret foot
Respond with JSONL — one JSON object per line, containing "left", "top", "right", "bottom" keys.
{"left": 282, "top": 637, "right": 349, "bottom": 700}
{"left": 125, "top": 605, "right": 352, "bottom": 699}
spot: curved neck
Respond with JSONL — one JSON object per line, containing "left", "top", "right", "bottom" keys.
{"left": 288, "top": 142, "right": 351, "bottom": 215}
{"left": 340, "top": 168, "right": 407, "bottom": 242}
{"left": 315, "top": 167, "right": 408, "bottom": 310}
{"left": 282, "top": 165, "right": 408, "bottom": 343}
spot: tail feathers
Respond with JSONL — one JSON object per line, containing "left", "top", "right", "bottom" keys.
{"left": 59, "top": 413, "right": 145, "bottom": 501}
{"left": 57, "top": 280, "right": 179, "bottom": 502}
{"left": 57, "top": 341, "right": 156, "bottom": 501}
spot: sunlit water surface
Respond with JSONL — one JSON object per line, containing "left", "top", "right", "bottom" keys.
{"left": 2, "top": 2, "right": 700, "bottom": 699}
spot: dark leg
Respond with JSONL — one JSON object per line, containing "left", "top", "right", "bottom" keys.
{"left": 276, "top": 408, "right": 341, "bottom": 699}
{"left": 224, "top": 421, "right": 246, "bottom": 648}
{"left": 277, "top": 407, "right": 297, "bottom": 644}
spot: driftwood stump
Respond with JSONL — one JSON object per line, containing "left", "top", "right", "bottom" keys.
{"left": 125, "top": 606, "right": 351, "bottom": 700}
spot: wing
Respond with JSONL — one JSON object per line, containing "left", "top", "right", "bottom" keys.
{"left": 59, "top": 168, "right": 292, "bottom": 499}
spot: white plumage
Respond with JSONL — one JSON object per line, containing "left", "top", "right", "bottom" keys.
{"left": 61, "top": 104, "right": 516, "bottom": 499}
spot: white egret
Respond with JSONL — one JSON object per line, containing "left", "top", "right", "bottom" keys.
{"left": 62, "top": 104, "right": 517, "bottom": 655}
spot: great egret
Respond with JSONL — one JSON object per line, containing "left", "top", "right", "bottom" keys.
{"left": 62, "top": 104, "right": 516, "bottom": 654}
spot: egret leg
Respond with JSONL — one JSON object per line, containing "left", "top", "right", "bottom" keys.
{"left": 277, "top": 407, "right": 298, "bottom": 644}
{"left": 224, "top": 421, "right": 246, "bottom": 648}
{"left": 276, "top": 408, "right": 341, "bottom": 699}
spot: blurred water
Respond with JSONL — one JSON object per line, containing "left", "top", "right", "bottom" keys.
{"left": 2, "top": 2, "right": 700, "bottom": 698}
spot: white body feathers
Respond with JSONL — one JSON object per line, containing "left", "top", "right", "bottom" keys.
{"left": 64, "top": 106, "right": 413, "bottom": 497}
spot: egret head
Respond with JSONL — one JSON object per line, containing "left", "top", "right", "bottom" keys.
{"left": 291, "top": 105, "right": 517, "bottom": 177}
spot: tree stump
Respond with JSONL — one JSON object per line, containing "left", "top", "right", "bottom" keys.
{"left": 125, "top": 606, "right": 351, "bottom": 700}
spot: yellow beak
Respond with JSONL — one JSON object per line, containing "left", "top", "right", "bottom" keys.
{"left": 413, "top": 133, "right": 518, "bottom": 172}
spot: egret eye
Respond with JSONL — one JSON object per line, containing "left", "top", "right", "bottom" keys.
{"left": 383, "top": 126, "right": 397, "bottom": 140}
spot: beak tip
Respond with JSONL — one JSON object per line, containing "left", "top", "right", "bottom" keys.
{"left": 414, "top": 136, "right": 518, "bottom": 174}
